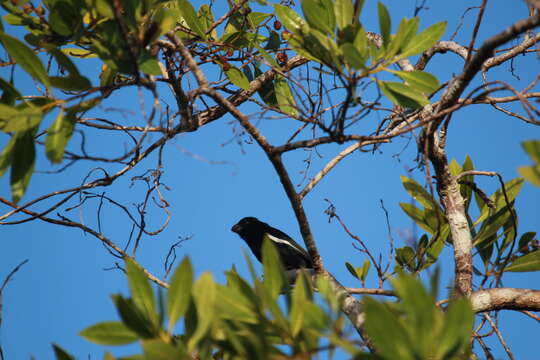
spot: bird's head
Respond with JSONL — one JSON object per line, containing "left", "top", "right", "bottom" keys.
{"left": 231, "top": 216, "right": 260, "bottom": 236}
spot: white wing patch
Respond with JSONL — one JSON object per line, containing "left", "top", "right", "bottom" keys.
{"left": 266, "top": 233, "right": 305, "bottom": 255}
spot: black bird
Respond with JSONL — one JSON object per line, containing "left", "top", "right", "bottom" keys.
{"left": 231, "top": 217, "right": 313, "bottom": 270}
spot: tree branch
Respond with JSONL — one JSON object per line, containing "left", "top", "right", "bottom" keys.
{"left": 424, "top": 11, "right": 540, "bottom": 298}
{"left": 437, "top": 12, "right": 540, "bottom": 112}
{"left": 299, "top": 139, "right": 389, "bottom": 199}
{"left": 471, "top": 288, "right": 540, "bottom": 313}
{"left": 173, "top": 33, "right": 373, "bottom": 347}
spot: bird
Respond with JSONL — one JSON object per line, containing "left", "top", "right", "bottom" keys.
{"left": 231, "top": 216, "right": 313, "bottom": 270}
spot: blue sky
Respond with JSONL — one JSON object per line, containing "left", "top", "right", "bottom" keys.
{"left": 1, "top": 0, "right": 539, "bottom": 358}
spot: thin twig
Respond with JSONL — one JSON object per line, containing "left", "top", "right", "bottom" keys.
{"left": 0, "top": 259, "right": 29, "bottom": 360}
{"left": 483, "top": 313, "right": 515, "bottom": 360}
{"left": 299, "top": 139, "right": 388, "bottom": 198}
{"left": 455, "top": 170, "right": 497, "bottom": 180}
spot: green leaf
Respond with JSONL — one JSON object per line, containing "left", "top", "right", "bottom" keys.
{"left": 399, "top": 203, "right": 434, "bottom": 234}
{"left": 519, "top": 165, "right": 540, "bottom": 187}
{"left": 477, "top": 236, "right": 495, "bottom": 267}
{"left": 345, "top": 261, "right": 359, "bottom": 279}
{"left": 353, "top": 26, "right": 368, "bottom": 60}
{"left": 0, "top": 77, "right": 22, "bottom": 105}
{"left": 386, "top": 17, "right": 418, "bottom": 59}
{"left": 518, "top": 232, "right": 536, "bottom": 252}
{"left": 289, "top": 272, "right": 310, "bottom": 336}
{"left": 377, "top": 2, "right": 391, "bottom": 48}
{"left": 274, "top": 75, "right": 298, "bottom": 116}
{"left": 460, "top": 155, "right": 475, "bottom": 209}
{"left": 142, "top": 339, "right": 188, "bottom": 360}
{"left": 518, "top": 140, "right": 540, "bottom": 186}
{"left": 80, "top": 321, "right": 139, "bottom": 345}
{"left": 391, "top": 273, "right": 435, "bottom": 316}
{"left": 152, "top": 7, "right": 182, "bottom": 43}
{"left": 492, "top": 178, "right": 523, "bottom": 211}
{"left": 242, "top": 66, "right": 254, "bottom": 82}
{"left": 301, "top": 0, "right": 336, "bottom": 35}
{"left": 52, "top": 344, "right": 75, "bottom": 360}
{"left": 0, "top": 33, "right": 50, "bottom": 87}
{"left": 248, "top": 12, "right": 271, "bottom": 28}
{"left": 476, "top": 178, "right": 523, "bottom": 226}
{"left": 139, "top": 58, "right": 162, "bottom": 76}
{"left": 400, "top": 175, "right": 438, "bottom": 210}
{"left": 49, "top": 75, "right": 92, "bottom": 91}
{"left": 0, "top": 104, "right": 42, "bottom": 133}
{"left": 379, "top": 80, "right": 429, "bottom": 108}
{"left": 112, "top": 294, "right": 156, "bottom": 338}
{"left": 0, "top": 135, "right": 15, "bottom": 177}
{"left": 393, "top": 70, "right": 439, "bottom": 94}
{"left": 253, "top": 44, "right": 279, "bottom": 67}
{"left": 265, "top": 30, "right": 281, "bottom": 50}
{"left": 299, "top": 28, "right": 340, "bottom": 67}
{"left": 49, "top": 48, "right": 80, "bottom": 76}
{"left": 254, "top": 66, "right": 277, "bottom": 106}
{"left": 177, "top": 0, "right": 206, "bottom": 38}
{"left": 439, "top": 298, "right": 474, "bottom": 359}
{"left": 225, "top": 66, "right": 250, "bottom": 90}
{"left": 504, "top": 250, "right": 540, "bottom": 272}
{"left": 11, "top": 130, "right": 35, "bottom": 203}
{"left": 500, "top": 215, "right": 517, "bottom": 252}
{"left": 316, "top": 275, "right": 340, "bottom": 312}
{"left": 226, "top": 268, "right": 261, "bottom": 309}
{"left": 360, "top": 259, "right": 371, "bottom": 281}
{"left": 398, "top": 17, "right": 420, "bottom": 52}
{"left": 262, "top": 235, "right": 287, "bottom": 300}
{"left": 45, "top": 111, "right": 75, "bottom": 164}
{"left": 125, "top": 260, "right": 157, "bottom": 326}
{"left": 242, "top": 248, "right": 259, "bottom": 284}
{"left": 448, "top": 158, "right": 462, "bottom": 176}
{"left": 188, "top": 272, "right": 216, "bottom": 350}
{"left": 115, "top": 355, "right": 144, "bottom": 360}
{"left": 522, "top": 140, "right": 540, "bottom": 163}
{"left": 352, "top": 0, "right": 366, "bottom": 23}
{"left": 167, "top": 257, "right": 193, "bottom": 330}
{"left": 197, "top": 5, "right": 214, "bottom": 34}
{"left": 424, "top": 232, "right": 445, "bottom": 267}
{"left": 341, "top": 43, "right": 365, "bottom": 70}
{"left": 303, "top": 301, "right": 330, "bottom": 333}
{"left": 400, "top": 21, "right": 447, "bottom": 58}
{"left": 218, "top": 284, "right": 258, "bottom": 324}
{"left": 61, "top": 48, "right": 98, "bottom": 59}
{"left": 48, "top": 0, "right": 81, "bottom": 37}
{"left": 334, "top": 0, "right": 353, "bottom": 31}
{"left": 395, "top": 246, "right": 415, "bottom": 271}
{"left": 364, "top": 297, "right": 411, "bottom": 359}
{"left": 274, "top": 5, "right": 306, "bottom": 35}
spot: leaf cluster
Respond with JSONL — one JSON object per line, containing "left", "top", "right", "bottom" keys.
{"left": 73, "top": 241, "right": 351, "bottom": 360}
{"left": 275, "top": 0, "right": 446, "bottom": 108}
{"left": 53, "top": 241, "right": 475, "bottom": 360}
{"left": 364, "top": 272, "right": 474, "bottom": 360}
{"left": 397, "top": 154, "right": 540, "bottom": 277}
{"left": 0, "top": 0, "right": 450, "bottom": 203}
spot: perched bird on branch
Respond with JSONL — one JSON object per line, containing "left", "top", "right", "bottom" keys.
{"left": 231, "top": 217, "right": 313, "bottom": 271}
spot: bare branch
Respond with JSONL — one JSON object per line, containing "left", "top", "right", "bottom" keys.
{"left": 299, "top": 139, "right": 389, "bottom": 199}
{"left": 471, "top": 288, "right": 540, "bottom": 313}
{"left": 455, "top": 170, "right": 497, "bottom": 180}
{"left": 0, "top": 259, "right": 29, "bottom": 360}
{"left": 483, "top": 313, "right": 515, "bottom": 360}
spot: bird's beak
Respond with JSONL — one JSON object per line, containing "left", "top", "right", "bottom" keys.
{"left": 231, "top": 224, "right": 241, "bottom": 233}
